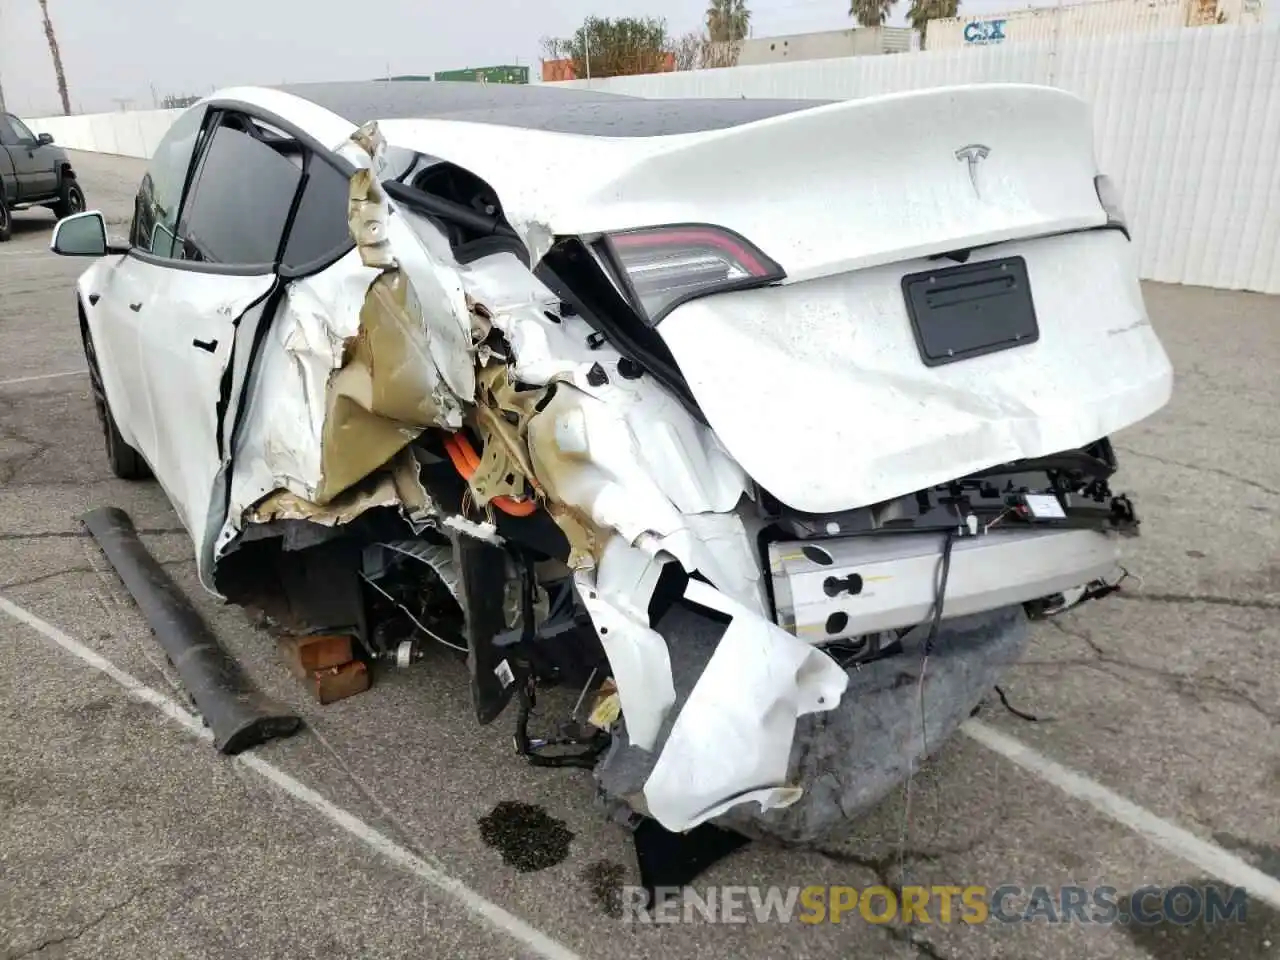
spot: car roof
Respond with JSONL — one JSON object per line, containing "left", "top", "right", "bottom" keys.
{"left": 272, "top": 81, "right": 830, "bottom": 138}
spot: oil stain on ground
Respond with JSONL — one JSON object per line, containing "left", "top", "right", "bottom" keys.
{"left": 478, "top": 800, "right": 574, "bottom": 872}
{"left": 581, "top": 860, "right": 627, "bottom": 918}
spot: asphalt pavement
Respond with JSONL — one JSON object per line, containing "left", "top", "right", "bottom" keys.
{"left": 0, "top": 151, "right": 1276, "bottom": 960}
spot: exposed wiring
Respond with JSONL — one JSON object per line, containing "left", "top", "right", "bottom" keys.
{"left": 993, "top": 685, "right": 1044, "bottom": 722}
{"left": 984, "top": 507, "right": 1012, "bottom": 533}
{"left": 570, "top": 667, "right": 599, "bottom": 721}
{"left": 924, "top": 530, "right": 957, "bottom": 657}
{"left": 899, "top": 528, "right": 957, "bottom": 889}
{"left": 358, "top": 571, "right": 469, "bottom": 654}
{"left": 442, "top": 431, "right": 538, "bottom": 517}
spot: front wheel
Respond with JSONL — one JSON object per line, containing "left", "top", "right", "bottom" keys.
{"left": 0, "top": 189, "right": 11, "bottom": 242}
{"left": 52, "top": 178, "right": 86, "bottom": 220}
{"left": 81, "top": 321, "right": 150, "bottom": 481}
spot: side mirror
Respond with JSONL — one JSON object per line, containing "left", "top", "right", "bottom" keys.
{"left": 37, "top": 132, "right": 55, "bottom": 146}
{"left": 51, "top": 211, "right": 121, "bottom": 257}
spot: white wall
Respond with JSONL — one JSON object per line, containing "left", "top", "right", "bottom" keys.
{"left": 25, "top": 108, "right": 184, "bottom": 160}
{"left": 23, "top": 24, "right": 1280, "bottom": 293}
{"left": 557, "top": 24, "right": 1280, "bottom": 294}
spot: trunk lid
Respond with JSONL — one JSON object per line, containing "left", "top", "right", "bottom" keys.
{"left": 657, "top": 229, "right": 1173, "bottom": 514}
{"left": 378, "top": 83, "right": 1108, "bottom": 283}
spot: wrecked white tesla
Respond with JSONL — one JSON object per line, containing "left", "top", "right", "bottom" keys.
{"left": 52, "top": 81, "right": 1172, "bottom": 841}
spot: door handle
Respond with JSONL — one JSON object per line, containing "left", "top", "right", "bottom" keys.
{"left": 129, "top": 302, "right": 142, "bottom": 312}
{"left": 192, "top": 338, "right": 218, "bottom": 353}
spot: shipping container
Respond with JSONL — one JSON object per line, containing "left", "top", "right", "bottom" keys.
{"left": 924, "top": 0, "right": 1265, "bottom": 49}
{"left": 432, "top": 65, "right": 529, "bottom": 84}
{"left": 733, "top": 26, "right": 917, "bottom": 64}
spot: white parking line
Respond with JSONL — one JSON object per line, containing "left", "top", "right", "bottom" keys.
{"left": 0, "top": 594, "right": 584, "bottom": 960}
{"left": 5, "top": 588, "right": 1277, "bottom": 930}
{"left": 0, "top": 370, "right": 87, "bottom": 388}
{"left": 962, "top": 719, "right": 1280, "bottom": 909}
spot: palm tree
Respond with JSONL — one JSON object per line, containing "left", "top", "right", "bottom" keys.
{"left": 849, "top": 0, "right": 895, "bottom": 27}
{"left": 38, "top": 0, "right": 72, "bottom": 116}
{"left": 706, "top": 0, "right": 751, "bottom": 43}
{"left": 907, "top": 0, "right": 959, "bottom": 37}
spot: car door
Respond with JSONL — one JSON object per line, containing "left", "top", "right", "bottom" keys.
{"left": 4, "top": 115, "right": 56, "bottom": 197}
{"left": 85, "top": 104, "right": 212, "bottom": 472}
{"left": 136, "top": 109, "right": 308, "bottom": 555}
{"left": 0, "top": 114, "right": 33, "bottom": 199}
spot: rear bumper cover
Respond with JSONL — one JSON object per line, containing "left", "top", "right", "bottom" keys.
{"left": 770, "top": 527, "right": 1122, "bottom": 643}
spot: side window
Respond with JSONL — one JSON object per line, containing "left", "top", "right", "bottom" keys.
{"left": 9, "top": 116, "right": 36, "bottom": 142}
{"left": 0, "top": 116, "right": 18, "bottom": 145}
{"left": 132, "top": 105, "right": 207, "bottom": 257}
{"left": 175, "top": 117, "right": 303, "bottom": 266}
{"left": 281, "top": 157, "right": 352, "bottom": 269}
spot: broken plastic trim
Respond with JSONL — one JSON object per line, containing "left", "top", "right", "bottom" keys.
{"left": 382, "top": 180, "right": 521, "bottom": 247}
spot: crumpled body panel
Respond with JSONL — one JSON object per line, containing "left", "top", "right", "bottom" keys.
{"left": 208, "top": 117, "right": 1168, "bottom": 834}
{"left": 209, "top": 123, "right": 836, "bottom": 831}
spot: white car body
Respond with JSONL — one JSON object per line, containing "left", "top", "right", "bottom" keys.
{"left": 59, "top": 81, "right": 1172, "bottom": 834}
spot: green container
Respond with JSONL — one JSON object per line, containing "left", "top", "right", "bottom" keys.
{"left": 432, "top": 65, "right": 529, "bottom": 85}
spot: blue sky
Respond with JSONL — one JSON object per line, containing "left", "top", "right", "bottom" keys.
{"left": 0, "top": 0, "right": 1059, "bottom": 116}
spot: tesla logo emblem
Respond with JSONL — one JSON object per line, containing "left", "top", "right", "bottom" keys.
{"left": 955, "top": 144, "right": 990, "bottom": 197}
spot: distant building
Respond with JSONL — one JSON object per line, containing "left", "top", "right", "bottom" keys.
{"left": 432, "top": 65, "right": 529, "bottom": 84}
{"left": 726, "top": 26, "right": 916, "bottom": 65}
{"left": 541, "top": 59, "right": 577, "bottom": 82}
{"left": 540, "top": 53, "right": 677, "bottom": 81}
{"left": 924, "top": 0, "right": 1264, "bottom": 49}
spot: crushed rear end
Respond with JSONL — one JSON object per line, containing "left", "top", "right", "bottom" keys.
{"left": 213, "top": 83, "right": 1172, "bottom": 840}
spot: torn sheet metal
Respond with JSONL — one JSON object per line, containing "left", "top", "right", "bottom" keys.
{"left": 316, "top": 266, "right": 458, "bottom": 502}
{"left": 465, "top": 363, "right": 545, "bottom": 508}
{"left": 247, "top": 448, "right": 433, "bottom": 528}
{"left": 641, "top": 579, "right": 849, "bottom": 832}
{"left": 452, "top": 253, "right": 749, "bottom": 516}
{"left": 207, "top": 126, "right": 844, "bottom": 833}
{"left": 219, "top": 126, "right": 480, "bottom": 552}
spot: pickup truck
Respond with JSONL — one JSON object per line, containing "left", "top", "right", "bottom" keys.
{"left": 0, "top": 112, "right": 86, "bottom": 242}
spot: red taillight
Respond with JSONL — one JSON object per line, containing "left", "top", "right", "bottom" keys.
{"left": 604, "top": 224, "right": 784, "bottom": 325}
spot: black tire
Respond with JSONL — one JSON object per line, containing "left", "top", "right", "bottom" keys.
{"left": 52, "top": 177, "right": 86, "bottom": 220}
{"left": 81, "top": 320, "right": 151, "bottom": 480}
{"left": 0, "top": 189, "right": 11, "bottom": 242}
